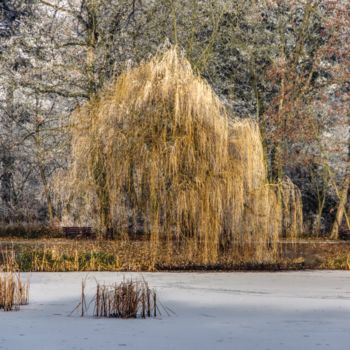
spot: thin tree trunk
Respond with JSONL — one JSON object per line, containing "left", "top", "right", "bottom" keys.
{"left": 314, "top": 195, "right": 325, "bottom": 236}
{"left": 1, "top": 83, "right": 16, "bottom": 217}
{"left": 330, "top": 175, "right": 350, "bottom": 240}
{"left": 38, "top": 163, "right": 54, "bottom": 223}
{"left": 85, "top": 0, "right": 98, "bottom": 96}
{"left": 34, "top": 134, "right": 54, "bottom": 223}
{"left": 331, "top": 110, "right": 350, "bottom": 239}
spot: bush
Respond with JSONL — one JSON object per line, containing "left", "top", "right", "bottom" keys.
{"left": 0, "top": 223, "right": 62, "bottom": 239}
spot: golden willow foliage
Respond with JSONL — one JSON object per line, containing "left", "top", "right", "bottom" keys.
{"left": 56, "top": 47, "right": 302, "bottom": 263}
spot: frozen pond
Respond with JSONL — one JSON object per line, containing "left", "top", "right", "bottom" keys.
{"left": 1, "top": 271, "right": 350, "bottom": 350}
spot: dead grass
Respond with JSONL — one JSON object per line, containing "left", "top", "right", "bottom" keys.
{"left": 0, "top": 251, "right": 30, "bottom": 311}
{"left": 319, "top": 252, "right": 350, "bottom": 270}
{"left": 94, "top": 279, "right": 157, "bottom": 318}
{"left": 75, "top": 277, "right": 158, "bottom": 319}
{"left": 2, "top": 237, "right": 350, "bottom": 271}
{"left": 0, "top": 239, "right": 314, "bottom": 272}
{"left": 0, "top": 271, "right": 29, "bottom": 311}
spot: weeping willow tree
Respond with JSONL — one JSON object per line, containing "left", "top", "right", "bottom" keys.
{"left": 56, "top": 47, "right": 302, "bottom": 263}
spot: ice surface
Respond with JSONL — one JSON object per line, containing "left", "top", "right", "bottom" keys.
{"left": 0, "top": 271, "right": 350, "bottom": 350}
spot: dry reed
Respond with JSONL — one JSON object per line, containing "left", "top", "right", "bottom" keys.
{"left": 0, "top": 272, "right": 29, "bottom": 311}
{"left": 75, "top": 277, "right": 157, "bottom": 318}
{"left": 94, "top": 279, "right": 157, "bottom": 319}
{"left": 56, "top": 46, "right": 303, "bottom": 264}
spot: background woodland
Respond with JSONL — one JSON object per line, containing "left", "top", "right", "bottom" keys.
{"left": 0, "top": 0, "right": 349, "bottom": 238}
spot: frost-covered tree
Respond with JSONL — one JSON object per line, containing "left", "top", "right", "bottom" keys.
{"left": 0, "top": 0, "right": 348, "bottom": 236}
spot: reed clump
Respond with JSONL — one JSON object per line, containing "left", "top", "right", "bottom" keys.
{"left": 56, "top": 46, "right": 303, "bottom": 264}
{"left": 0, "top": 272, "right": 30, "bottom": 311}
{"left": 94, "top": 279, "right": 157, "bottom": 319}
{"left": 0, "top": 251, "right": 30, "bottom": 311}
{"left": 75, "top": 277, "right": 158, "bottom": 318}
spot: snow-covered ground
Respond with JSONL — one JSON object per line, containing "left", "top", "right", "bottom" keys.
{"left": 1, "top": 271, "right": 350, "bottom": 350}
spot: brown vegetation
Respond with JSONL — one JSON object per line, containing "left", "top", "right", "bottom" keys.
{"left": 55, "top": 47, "right": 303, "bottom": 264}
{"left": 4, "top": 238, "right": 342, "bottom": 272}
{"left": 0, "top": 223, "right": 62, "bottom": 239}
{"left": 0, "top": 270, "right": 29, "bottom": 311}
{"left": 94, "top": 279, "right": 157, "bottom": 319}
{"left": 76, "top": 277, "right": 158, "bottom": 319}
{"left": 1, "top": 236, "right": 350, "bottom": 271}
